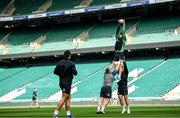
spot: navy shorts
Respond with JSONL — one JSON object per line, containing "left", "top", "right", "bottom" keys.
{"left": 32, "top": 97, "right": 37, "bottom": 101}
{"left": 118, "top": 84, "right": 128, "bottom": 95}
{"left": 100, "top": 86, "right": 112, "bottom": 98}
{"left": 114, "top": 52, "right": 124, "bottom": 61}
{"left": 60, "top": 82, "right": 71, "bottom": 94}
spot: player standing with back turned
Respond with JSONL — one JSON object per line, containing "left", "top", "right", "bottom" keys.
{"left": 53, "top": 50, "right": 78, "bottom": 118}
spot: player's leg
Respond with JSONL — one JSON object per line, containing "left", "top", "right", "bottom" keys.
{"left": 124, "top": 95, "right": 130, "bottom": 114}
{"left": 97, "top": 86, "right": 105, "bottom": 113}
{"left": 118, "top": 95, "right": 126, "bottom": 113}
{"left": 30, "top": 100, "right": 34, "bottom": 108}
{"left": 118, "top": 95, "right": 124, "bottom": 106}
{"left": 101, "top": 98, "right": 110, "bottom": 114}
{"left": 57, "top": 93, "right": 69, "bottom": 110}
{"left": 53, "top": 92, "right": 69, "bottom": 118}
{"left": 101, "top": 86, "right": 112, "bottom": 113}
{"left": 65, "top": 95, "right": 74, "bottom": 118}
{"left": 35, "top": 99, "right": 39, "bottom": 108}
{"left": 97, "top": 97, "right": 104, "bottom": 113}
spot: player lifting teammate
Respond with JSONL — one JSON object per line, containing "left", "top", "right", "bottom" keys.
{"left": 114, "top": 19, "right": 130, "bottom": 114}
{"left": 97, "top": 65, "right": 117, "bottom": 114}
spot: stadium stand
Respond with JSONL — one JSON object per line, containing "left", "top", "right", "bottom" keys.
{"left": 0, "top": 65, "right": 54, "bottom": 97}
{"left": 0, "top": 31, "right": 9, "bottom": 42}
{"left": 0, "top": 16, "right": 180, "bottom": 55}
{"left": 78, "top": 20, "right": 138, "bottom": 49}
{"left": 90, "top": 0, "right": 121, "bottom": 6}
{"left": 1, "top": 0, "right": 140, "bottom": 15}
{"left": 48, "top": 0, "right": 82, "bottom": 11}
{"left": 33, "top": 0, "right": 52, "bottom": 13}
{"left": 0, "top": 28, "right": 48, "bottom": 54}
{"left": 0, "top": 0, "right": 12, "bottom": 16}
{"left": 0, "top": 67, "right": 26, "bottom": 81}
{"left": 34, "top": 24, "right": 92, "bottom": 52}
{"left": 1, "top": 57, "right": 180, "bottom": 100}
{"left": 75, "top": 0, "right": 93, "bottom": 8}
{"left": 14, "top": 60, "right": 110, "bottom": 100}
{"left": 129, "top": 57, "right": 180, "bottom": 97}
{"left": 15, "top": 72, "right": 58, "bottom": 100}
{"left": 13, "top": 0, "right": 46, "bottom": 15}
{"left": 0, "top": 0, "right": 15, "bottom": 16}
{"left": 73, "top": 57, "right": 164, "bottom": 98}
{"left": 129, "top": 16, "right": 180, "bottom": 45}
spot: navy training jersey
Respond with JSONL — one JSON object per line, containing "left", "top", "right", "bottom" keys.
{"left": 118, "top": 61, "right": 128, "bottom": 85}
{"left": 54, "top": 59, "right": 77, "bottom": 84}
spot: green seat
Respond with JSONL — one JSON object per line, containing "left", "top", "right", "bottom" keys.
{"left": 48, "top": 0, "right": 82, "bottom": 11}
{"left": 0, "top": 0, "right": 11, "bottom": 14}
{"left": 0, "top": 65, "right": 54, "bottom": 96}
{"left": 130, "top": 57, "right": 180, "bottom": 97}
{"left": 130, "top": 16, "right": 180, "bottom": 45}
{"left": 15, "top": 60, "right": 110, "bottom": 100}
{"left": 91, "top": 0, "right": 121, "bottom": 6}
{"left": 6, "top": 28, "right": 48, "bottom": 54}
{"left": 13, "top": 0, "right": 46, "bottom": 15}
{"left": 35, "top": 24, "right": 91, "bottom": 52}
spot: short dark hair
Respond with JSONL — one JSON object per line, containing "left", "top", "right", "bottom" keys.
{"left": 64, "top": 50, "right": 71, "bottom": 59}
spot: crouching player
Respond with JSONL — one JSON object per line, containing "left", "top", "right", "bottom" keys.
{"left": 97, "top": 65, "right": 117, "bottom": 114}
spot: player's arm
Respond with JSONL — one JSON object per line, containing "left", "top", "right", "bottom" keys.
{"left": 111, "top": 74, "right": 116, "bottom": 81}
{"left": 72, "top": 64, "right": 77, "bottom": 76}
{"left": 54, "top": 65, "right": 60, "bottom": 76}
{"left": 116, "top": 25, "right": 120, "bottom": 40}
{"left": 117, "top": 19, "right": 126, "bottom": 39}
{"left": 109, "top": 64, "right": 117, "bottom": 76}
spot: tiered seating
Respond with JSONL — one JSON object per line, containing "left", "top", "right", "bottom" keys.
{"left": 0, "top": 17, "right": 179, "bottom": 55}
{"left": 1, "top": 57, "right": 180, "bottom": 100}
{"left": 130, "top": 16, "right": 180, "bottom": 45}
{"left": 73, "top": 57, "right": 164, "bottom": 98}
{"left": 126, "top": 57, "right": 164, "bottom": 80}
{"left": 35, "top": 24, "right": 91, "bottom": 52}
{"left": 0, "top": 65, "right": 54, "bottom": 96}
{"left": 0, "top": 0, "right": 11, "bottom": 14}
{"left": 48, "top": 0, "right": 82, "bottom": 11}
{"left": 0, "top": 67, "right": 26, "bottom": 81}
{"left": 129, "top": 57, "right": 180, "bottom": 97}
{"left": 78, "top": 20, "right": 137, "bottom": 49}
{"left": 7, "top": 28, "right": 48, "bottom": 54}
{"left": 91, "top": 0, "right": 121, "bottom": 6}
{"left": 15, "top": 72, "right": 58, "bottom": 100}
{"left": 72, "top": 60, "right": 110, "bottom": 98}
{"left": 13, "top": 0, "right": 46, "bottom": 15}
{"left": 72, "top": 67, "right": 105, "bottom": 98}
{"left": 0, "top": 31, "right": 8, "bottom": 41}
{"left": 15, "top": 60, "right": 110, "bottom": 100}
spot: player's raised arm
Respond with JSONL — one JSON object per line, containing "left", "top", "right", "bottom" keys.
{"left": 116, "top": 19, "right": 126, "bottom": 40}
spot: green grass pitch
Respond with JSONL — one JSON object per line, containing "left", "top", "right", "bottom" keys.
{"left": 0, "top": 106, "right": 180, "bottom": 118}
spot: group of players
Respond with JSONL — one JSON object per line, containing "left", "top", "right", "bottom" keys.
{"left": 97, "top": 19, "right": 130, "bottom": 114}
{"left": 52, "top": 19, "right": 130, "bottom": 118}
